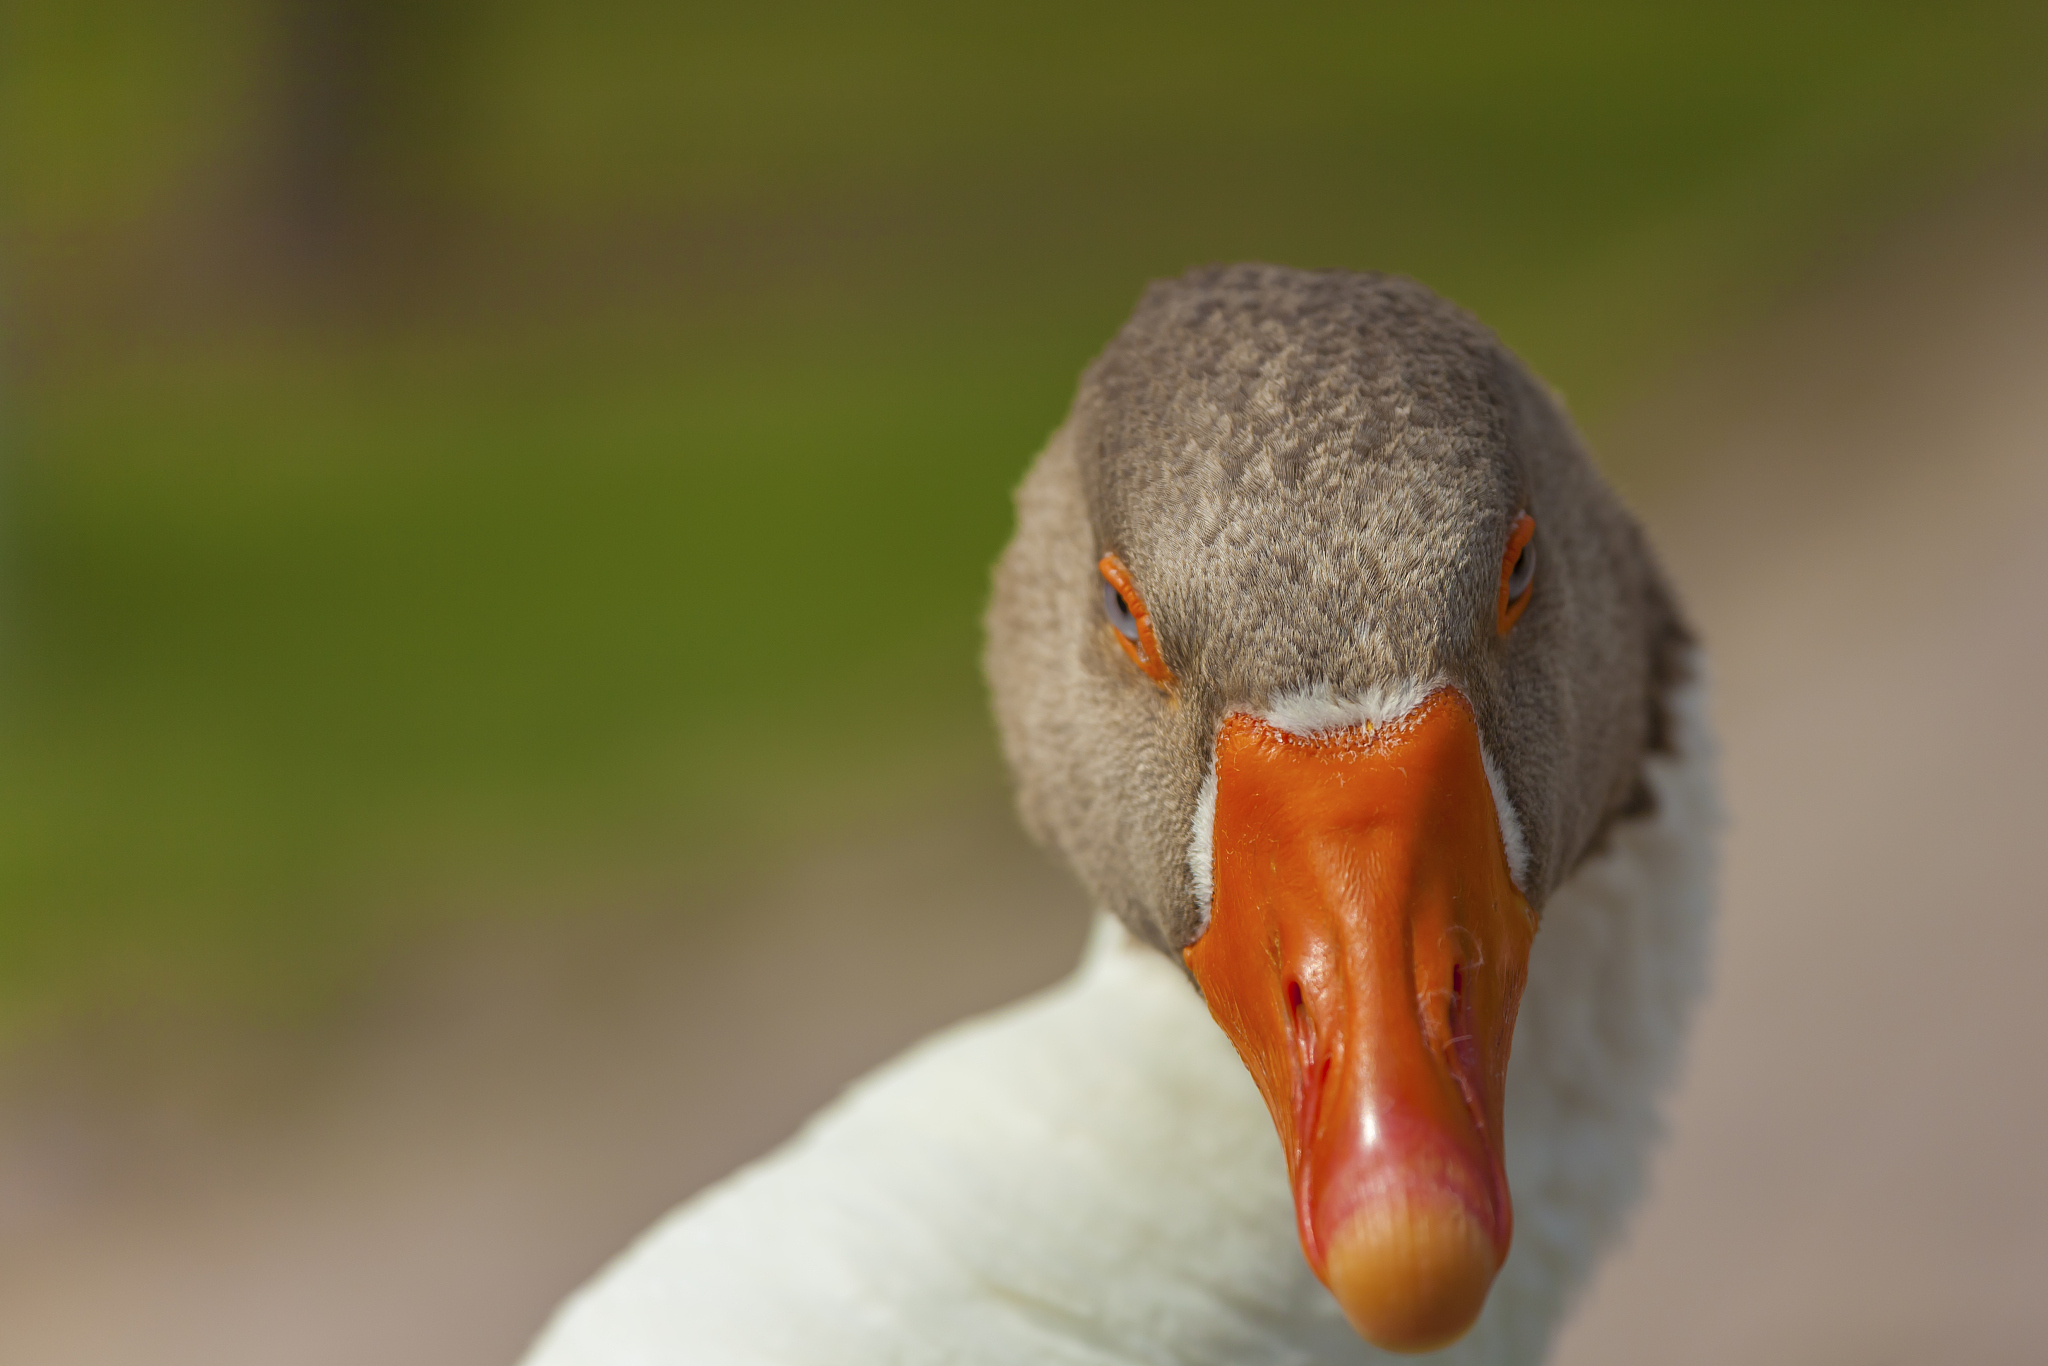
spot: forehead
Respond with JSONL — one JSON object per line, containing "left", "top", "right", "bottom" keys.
{"left": 1096, "top": 265, "right": 1504, "bottom": 435}
{"left": 1077, "top": 267, "right": 1523, "bottom": 696}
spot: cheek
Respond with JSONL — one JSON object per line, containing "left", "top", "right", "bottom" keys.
{"left": 1096, "top": 708, "right": 1209, "bottom": 937}
{"left": 1483, "top": 667, "right": 1573, "bottom": 899}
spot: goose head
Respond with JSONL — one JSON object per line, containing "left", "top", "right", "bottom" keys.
{"left": 987, "top": 265, "right": 1684, "bottom": 1353}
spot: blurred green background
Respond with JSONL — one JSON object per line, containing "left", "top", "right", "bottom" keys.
{"left": 4, "top": 0, "right": 2045, "bottom": 1034}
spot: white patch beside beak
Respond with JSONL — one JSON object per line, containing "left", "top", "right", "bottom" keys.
{"left": 1479, "top": 743, "right": 1532, "bottom": 893}
{"left": 1186, "top": 761, "right": 1218, "bottom": 936}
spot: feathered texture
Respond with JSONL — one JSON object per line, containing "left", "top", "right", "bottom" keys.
{"left": 986, "top": 266, "right": 1688, "bottom": 954}
{"left": 1186, "top": 762, "right": 1219, "bottom": 931}
{"left": 1478, "top": 742, "right": 1534, "bottom": 895}
{"left": 1258, "top": 678, "right": 1443, "bottom": 737}
{"left": 519, "top": 668, "right": 1716, "bottom": 1366}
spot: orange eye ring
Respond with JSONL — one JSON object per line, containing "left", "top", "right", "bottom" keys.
{"left": 1497, "top": 513, "right": 1536, "bottom": 635}
{"left": 1098, "top": 553, "right": 1176, "bottom": 687}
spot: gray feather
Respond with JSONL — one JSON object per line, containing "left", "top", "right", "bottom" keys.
{"left": 987, "top": 264, "right": 1690, "bottom": 952}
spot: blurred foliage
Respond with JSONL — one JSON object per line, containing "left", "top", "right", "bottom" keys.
{"left": 1, "top": 1, "right": 2045, "bottom": 1028}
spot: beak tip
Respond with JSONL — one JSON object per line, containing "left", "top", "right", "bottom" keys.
{"left": 1319, "top": 1195, "right": 1502, "bottom": 1354}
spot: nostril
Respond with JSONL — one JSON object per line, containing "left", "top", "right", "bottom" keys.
{"left": 1283, "top": 978, "right": 1328, "bottom": 1143}
{"left": 1285, "top": 980, "right": 1316, "bottom": 1066}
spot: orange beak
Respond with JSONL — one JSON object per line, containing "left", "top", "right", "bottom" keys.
{"left": 1184, "top": 688, "right": 1534, "bottom": 1353}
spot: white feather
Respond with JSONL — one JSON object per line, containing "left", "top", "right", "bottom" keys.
{"left": 1258, "top": 677, "right": 1440, "bottom": 736}
{"left": 1186, "top": 762, "right": 1218, "bottom": 933}
{"left": 1479, "top": 743, "right": 1533, "bottom": 894}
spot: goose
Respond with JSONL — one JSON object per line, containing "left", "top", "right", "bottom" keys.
{"left": 521, "top": 265, "right": 1717, "bottom": 1365}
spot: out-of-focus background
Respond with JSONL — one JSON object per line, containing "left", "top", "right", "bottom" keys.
{"left": 3, "top": 5, "right": 2046, "bottom": 1363}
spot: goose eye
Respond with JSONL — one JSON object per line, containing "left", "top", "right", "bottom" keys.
{"left": 1507, "top": 539, "right": 1535, "bottom": 600}
{"left": 1102, "top": 578, "right": 1140, "bottom": 641}
{"left": 1097, "top": 553, "right": 1176, "bottom": 687}
{"left": 1496, "top": 513, "right": 1537, "bottom": 635}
